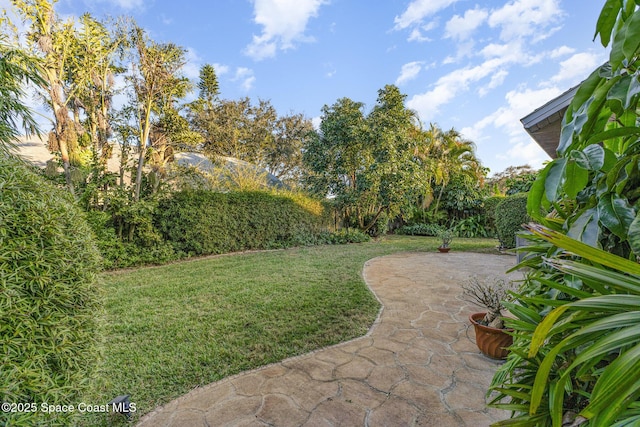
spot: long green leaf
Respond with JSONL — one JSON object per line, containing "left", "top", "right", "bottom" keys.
{"left": 564, "top": 161, "right": 589, "bottom": 199}
{"left": 549, "top": 259, "right": 640, "bottom": 294}
{"left": 597, "top": 193, "right": 636, "bottom": 239}
{"left": 545, "top": 158, "right": 567, "bottom": 202}
{"left": 530, "top": 339, "right": 567, "bottom": 414}
{"left": 629, "top": 213, "right": 640, "bottom": 257}
{"left": 594, "top": 0, "right": 622, "bottom": 47}
{"left": 582, "top": 343, "right": 640, "bottom": 422}
{"left": 622, "top": 10, "right": 640, "bottom": 62}
{"left": 491, "top": 414, "right": 550, "bottom": 427}
{"left": 529, "top": 305, "right": 570, "bottom": 357}
{"left": 527, "top": 164, "right": 551, "bottom": 220}
{"left": 567, "top": 208, "right": 599, "bottom": 247}
{"left": 571, "top": 144, "right": 605, "bottom": 170}
{"left": 585, "top": 126, "right": 640, "bottom": 147}
{"left": 610, "top": 12, "right": 628, "bottom": 67}
{"left": 525, "top": 224, "right": 640, "bottom": 275}
{"left": 569, "top": 295, "right": 640, "bottom": 311}
{"left": 572, "top": 324, "right": 640, "bottom": 377}
{"left": 550, "top": 378, "right": 569, "bottom": 427}
{"left": 607, "top": 74, "right": 640, "bottom": 111}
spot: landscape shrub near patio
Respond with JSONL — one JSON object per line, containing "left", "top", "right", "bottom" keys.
{"left": 155, "top": 189, "right": 329, "bottom": 256}
{"left": 494, "top": 193, "right": 529, "bottom": 249}
{"left": 489, "top": 2, "right": 640, "bottom": 425}
{"left": 0, "top": 156, "right": 102, "bottom": 427}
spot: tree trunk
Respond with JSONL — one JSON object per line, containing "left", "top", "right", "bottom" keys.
{"left": 433, "top": 182, "right": 447, "bottom": 216}
{"left": 363, "top": 206, "right": 385, "bottom": 234}
{"left": 134, "top": 102, "right": 153, "bottom": 201}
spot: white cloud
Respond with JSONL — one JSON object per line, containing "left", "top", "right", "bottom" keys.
{"left": 499, "top": 141, "right": 549, "bottom": 170}
{"left": 394, "top": 0, "right": 460, "bottom": 30}
{"left": 396, "top": 61, "right": 424, "bottom": 85}
{"left": 549, "top": 45, "right": 575, "bottom": 58}
{"left": 407, "top": 61, "right": 500, "bottom": 119}
{"left": 212, "top": 63, "right": 230, "bottom": 77}
{"left": 444, "top": 7, "right": 488, "bottom": 40}
{"left": 551, "top": 52, "right": 602, "bottom": 84}
{"left": 462, "top": 86, "right": 563, "bottom": 172}
{"left": 232, "top": 67, "right": 256, "bottom": 91}
{"left": 407, "top": 27, "right": 432, "bottom": 43}
{"left": 91, "top": 0, "right": 145, "bottom": 10}
{"left": 245, "top": 0, "right": 327, "bottom": 61}
{"left": 311, "top": 116, "right": 321, "bottom": 129}
{"left": 488, "top": 0, "right": 563, "bottom": 41}
{"left": 478, "top": 70, "right": 508, "bottom": 96}
{"left": 408, "top": 40, "right": 536, "bottom": 119}
{"left": 182, "top": 48, "right": 201, "bottom": 80}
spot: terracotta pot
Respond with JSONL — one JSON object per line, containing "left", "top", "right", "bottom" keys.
{"left": 437, "top": 246, "right": 450, "bottom": 253}
{"left": 469, "top": 312, "right": 512, "bottom": 359}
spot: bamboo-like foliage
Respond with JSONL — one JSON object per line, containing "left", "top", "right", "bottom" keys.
{"left": 0, "top": 156, "right": 101, "bottom": 426}
{"left": 490, "top": 224, "right": 640, "bottom": 426}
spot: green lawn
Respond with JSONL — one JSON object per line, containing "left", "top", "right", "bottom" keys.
{"left": 81, "top": 235, "right": 499, "bottom": 425}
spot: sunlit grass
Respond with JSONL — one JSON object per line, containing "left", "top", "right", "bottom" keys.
{"left": 81, "top": 235, "right": 499, "bottom": 425}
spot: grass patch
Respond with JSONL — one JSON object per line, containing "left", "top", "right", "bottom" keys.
{"left": 81, "top": 235, "right": 499, "bottom": 425}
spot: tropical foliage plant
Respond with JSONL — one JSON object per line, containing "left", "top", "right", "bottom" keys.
{"left": 0, "top": 156, "right": 101, "bottom": 426}
{"left": 490, "top": 1, "right": 640, "bottom": 425}
{"left": 490, "top": 225, "right": 640, "bottom": 426}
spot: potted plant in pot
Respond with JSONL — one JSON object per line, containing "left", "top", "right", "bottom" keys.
{"left": 462, "top": 276, "right": 514, "bottom": 359}
{"left": 437, "top": 229, "right": 454, "bottom": 253}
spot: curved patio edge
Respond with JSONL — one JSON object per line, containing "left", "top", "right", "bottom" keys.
{"left": 137, "top": 251, "right": 520, "bottom": 427}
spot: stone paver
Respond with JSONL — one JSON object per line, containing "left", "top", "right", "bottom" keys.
{"left": 138, "top": 252, "right": 520, "bottom": 427}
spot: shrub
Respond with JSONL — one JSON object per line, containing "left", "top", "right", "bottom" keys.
{"left": 85, "top": 209, "right": 176, "bottom": 269}
{"left": 482, "top": 195, "right": 505, "bottom": 237}
{"left": 494, "top": 193, "right": 529, "bottom": 249}
{"left": 395, "top": 223, "right": 444, "bottom": 236}
{"left": 155, "top": 190, "right": 328, "bottom": 256}
{"left": 0, "top": 156, "right": 101, "bottom": 426}
{"left": 451, "top": 215, "right": 488, "bottom": 238}
{"left": 328, "top": 228, "right": 371, "bottom": 244}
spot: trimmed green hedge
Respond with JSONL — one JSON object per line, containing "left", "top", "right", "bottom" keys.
{"left": 0, "top": 156, "right": 101, "bottom": 426}
{"left": 483, "top": 195, "right": 506, "bottom": 237}
{"left": 155, "top": 190, "right": 329, "bottom": 256}
{"left": 395, "top": 223, "right": 444, "bottom": 236}
{"left": 494, "top": 193, "right": 530, "bottom": 249}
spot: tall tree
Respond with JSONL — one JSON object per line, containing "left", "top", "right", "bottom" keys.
{"left": 416, "top": 124, "right": 484, "bottom": 214}
{"left": 364, "top": 85, "right": 425, "bottom": 231}
{"left": 127, "top": 25, "right": 188, "bottom": 201}
{"left": 303, "top": 96, "right": 368, "bottom": 225}
{"left": 70, "top": 14, "right": 123, "bottom": 172}
{"left": 264, "top": 112, "right": 314, "bottom": 186}
{"left": 197, "top": 63, "right": 219, "bottom": 106}
{"left": 12, "top": 0, "right": 80, "bottom": 192}
{"left": 304, "top": 85, "right": 426, "bottom": 232}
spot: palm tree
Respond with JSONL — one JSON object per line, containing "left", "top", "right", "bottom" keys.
{"left": 0, "top": 36, "right": 43, "bottom": 157}
{"left": 415, "top": 124, "right": 484, "bottom": 215}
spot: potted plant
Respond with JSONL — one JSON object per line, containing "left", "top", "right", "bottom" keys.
{"left": 462, "top": 275, "right": 514, "bottom": 359}
{"left": 437, "top": 229, "right": 454, "bottom": 253}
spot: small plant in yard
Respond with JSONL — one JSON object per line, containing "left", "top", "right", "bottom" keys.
{"left": 437, "top": 228, "right": 454, "bottom": 248}
{"left": 462, "top": 276, "right": 513, "bottom": 329}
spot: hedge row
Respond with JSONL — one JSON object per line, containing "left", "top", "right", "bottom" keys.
{"left": 155, "top": 190, "right": 330, "bottom": 257}
{"left": 494, "top": 192, "right": 530, "bottom": 249}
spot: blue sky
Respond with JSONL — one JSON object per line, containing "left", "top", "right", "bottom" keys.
{"left": 5, "top": 0, "right": 609, "bottom": 176}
